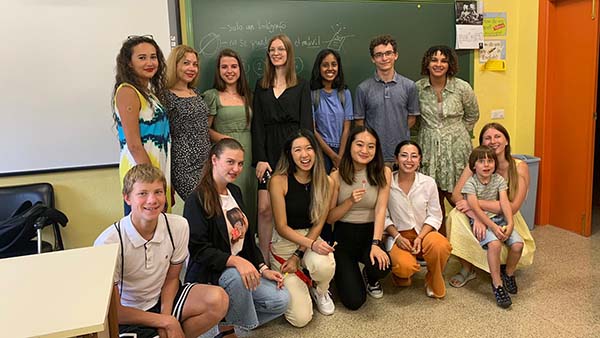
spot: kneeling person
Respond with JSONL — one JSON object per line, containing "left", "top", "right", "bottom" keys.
{"left": 95, "top": 164, "right": 228, "bottom": 337}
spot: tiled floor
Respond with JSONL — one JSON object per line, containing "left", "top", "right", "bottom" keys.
{"left": 236, "top": 224, "right": 600, "bottom": 338}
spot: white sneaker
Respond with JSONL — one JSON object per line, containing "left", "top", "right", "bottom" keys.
{"left": 309, "top": 286, "right": 335, "bottom": 315}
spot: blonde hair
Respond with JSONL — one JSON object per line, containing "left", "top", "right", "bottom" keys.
{"left": 122, "top": 164, "right": 166, "bottom": 196}
{"left": 166, "top": 45, "right": 199, "bottom": 89}
{"left": 260, "top": 34, "right": 298, "bottom": 89}
{"left": 272, "top": 130, "right": 330, "bottom": 225}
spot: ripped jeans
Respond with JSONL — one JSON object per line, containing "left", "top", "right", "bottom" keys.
{"left": 218, "top": 267, "right": 290, "bottom": 330}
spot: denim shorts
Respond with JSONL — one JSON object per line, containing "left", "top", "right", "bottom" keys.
{"left": 470, "top": 215, "right": 524, "bottom": 249}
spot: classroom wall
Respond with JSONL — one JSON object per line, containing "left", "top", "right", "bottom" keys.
{"left": 472, "top": 0, "right": 538, "bottom": 155}
{"left": 1, "top": 0, "right": 538, "bottom": 249}
{"left": 0, "top": 170, "right": 185, "bottom": 249}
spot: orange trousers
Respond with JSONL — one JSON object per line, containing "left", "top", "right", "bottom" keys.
{"left": 389, "top": 229, "right": 452, "bottom": 298}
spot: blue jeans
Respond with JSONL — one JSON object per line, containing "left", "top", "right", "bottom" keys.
{"left": 218, "top": 267, "right": 289, "bottom": 330}
{"left": 470, "top": 215, "right": 524, "bottom": 249}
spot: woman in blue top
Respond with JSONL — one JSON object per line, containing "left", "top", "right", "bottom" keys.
{"left": 310, "top": 49, "right": 353, "bottom": 173}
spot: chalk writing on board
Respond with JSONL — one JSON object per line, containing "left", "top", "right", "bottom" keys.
{"left": 198, "top": 32, "right": 221, "bottom": 56}
{"left": 199, "top": 22, "right": 354, "bottom": 57}
{"left": 219, "top": 20, "right": 287, "bottom": 33}
{"left": 252, "top": 58, "right": 264, "bottom": 77}
{"left": 294, "top": 57, "right": 304, "bottom": 73}
{"left": 294, "top": 35, "right": 321, "bottom": 49}
{"left": 324, "top": 24, "right": 355, "bottom": 51}
{"left": 199, "top": 33, "right": 272, "bottom": 57}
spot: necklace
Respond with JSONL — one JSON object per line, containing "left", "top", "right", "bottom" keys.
{"left": 294, "top": 173, "right": 311, "bottom": 191}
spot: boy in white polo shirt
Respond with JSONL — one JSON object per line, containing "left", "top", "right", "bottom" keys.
{"left": 95, "top": 164, "right": 228, "bottom": 337}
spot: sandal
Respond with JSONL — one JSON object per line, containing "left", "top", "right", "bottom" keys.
{"left": 492, "top": 283, "right": 512, "bottom": 309}
{"left": 449, "top": 268, "right": 476, "bottom": 288}
{"left": 500, "top": 264, "right": 518, "bottom": 294}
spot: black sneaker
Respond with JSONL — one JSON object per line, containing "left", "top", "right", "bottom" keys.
{"left": 500, "top": 264, "right": 518, "bottom": 294}
{"left": 362, "top": 268, "right": 383, "bottom": 298}
{"left": 492, "top": 283, "right": 512, "bottom": 309}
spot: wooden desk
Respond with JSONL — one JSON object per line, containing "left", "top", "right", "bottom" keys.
{"left": 0, "top": 245, "right": 119, "bottom": 337}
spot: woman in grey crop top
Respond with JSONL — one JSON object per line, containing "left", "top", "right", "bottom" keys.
{"left": 268, "top": 129, "right": 336, "bottom": 326}
{"left": 327, "top": 126, "right": 392, "bottom": 310}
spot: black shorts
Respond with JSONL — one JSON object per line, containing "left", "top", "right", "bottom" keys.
{"left": 118, "top": 282, "right": 196, "bottom": 338}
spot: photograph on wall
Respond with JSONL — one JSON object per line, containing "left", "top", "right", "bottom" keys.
{"left": 455, "top": 1, "right": 484, "bottom": 50}
{"left": 456, "top": 1, "right": 483, "bottom": 25}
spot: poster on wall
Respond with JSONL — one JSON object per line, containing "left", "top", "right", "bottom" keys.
{"left": 483, "top": 12, "right": 507, "bottom": 37}
{"left": 479, "top": 40, "right": 506, "bottom": 63}
{"left": 455, "top": 0, "right": 484, "bottom": 50}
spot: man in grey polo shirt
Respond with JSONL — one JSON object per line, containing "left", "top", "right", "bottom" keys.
{"left": 355, "top": 34, "right": 420, "bottom": 163}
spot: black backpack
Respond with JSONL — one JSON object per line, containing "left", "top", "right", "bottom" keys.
{"left": 0, "top": 201, "right": 68, "bottom": 258}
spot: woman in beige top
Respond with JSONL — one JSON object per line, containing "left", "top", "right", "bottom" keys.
{"left": 327, "top": 126, "right": 391, "bottom": 310}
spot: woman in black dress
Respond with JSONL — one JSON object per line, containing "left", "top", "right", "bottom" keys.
{"left": 252, "top": 34, "right": 313, "bottom": 263}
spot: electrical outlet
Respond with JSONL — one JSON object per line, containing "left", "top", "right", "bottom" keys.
{"left": 491, "top": 109, "right": 504, "bottom": 119}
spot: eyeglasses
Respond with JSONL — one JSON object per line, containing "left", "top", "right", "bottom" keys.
{"left": 373, "top": 50, "right": 395, "bottom": 59}
{"left": 127, "top": 34, "right": 154, "bottom": 40}
{"left": 268, "top": 47, "right": 286, "bottom": 54}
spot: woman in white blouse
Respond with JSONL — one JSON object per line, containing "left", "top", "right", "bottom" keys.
{"left": 384, "top": 140, "right": 452, "bottom": 298}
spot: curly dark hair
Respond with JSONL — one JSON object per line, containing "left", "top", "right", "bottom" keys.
{"left": 113, "top": 36, "right": 166, "bottom": 105}
{"left": 369, "top": 34, "right": 397, "bottom": 57}
{"left": 420, "top": 45, "right": 459, "bottom": 77}
{"left": 309, "top": 49, "right": 347, "bottom": 90}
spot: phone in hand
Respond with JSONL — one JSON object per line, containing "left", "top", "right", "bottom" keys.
{"left": 260, "top": 170, "right": 271, "bottom": 184}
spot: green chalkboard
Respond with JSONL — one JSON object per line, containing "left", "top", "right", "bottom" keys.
{"left": 184, "top": 0, "right": 472, "bottom": 93}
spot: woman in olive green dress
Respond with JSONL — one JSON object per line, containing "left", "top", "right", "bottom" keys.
{"left": 415, "top": 45, "right": 479, "bottom": 231}
{"left": 203, "top": 48, "right": 257, "bottom": 226}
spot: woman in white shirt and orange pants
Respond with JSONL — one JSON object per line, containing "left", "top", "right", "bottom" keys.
{"left": 385, "top": 140, "right": 452, "bottom": 298}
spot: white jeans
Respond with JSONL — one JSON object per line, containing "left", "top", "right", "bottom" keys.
{"left": 270, "top": 229, "right": 335, "bottom": 327}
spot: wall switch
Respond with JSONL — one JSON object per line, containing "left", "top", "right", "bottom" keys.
{"left": 491, "top": 109, "right": 505, "bottom": 119}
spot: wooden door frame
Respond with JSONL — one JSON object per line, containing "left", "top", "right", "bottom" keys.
{"left": 536, "top": 0, "right": 598, "bottom": 236}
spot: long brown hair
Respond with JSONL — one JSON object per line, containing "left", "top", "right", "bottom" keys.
{"left": 213, "top": 48, "right": 252, "bottom": 126}
{"left": 196, "top": 138, "right": 244, "bottom": 218}
{"left": 259, "top": 34, "right": 298, "bottom": 89}
{"left": 338, "top": 126, "right": 386, "bottom": 188}
{"left": 479, "top": 122, "right": 518, "bottom": 200}
{"left": 113, "top": 35, "right": 166, "bottom": 104}
{"left": 272, "top": 129, "right": 330, "bottom": 225}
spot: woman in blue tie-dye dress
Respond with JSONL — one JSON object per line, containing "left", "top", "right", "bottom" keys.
{"left": 112, "top": 35, "right": 172, "bottom": 213}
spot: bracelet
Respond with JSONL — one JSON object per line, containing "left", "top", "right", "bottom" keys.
{"left": 392, "top": 233, "right": 401, "bottom": 243}
{"left": 293, "top": 249, "right": 305, "bottom": 259}
{"left": 259, "top": 265, "right": 269, "bottom": 275}
{"left": 310, "top": 239, "right": 317, "bottom": 251}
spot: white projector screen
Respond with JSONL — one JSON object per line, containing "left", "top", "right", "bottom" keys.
{"left": 0, "top": 0, "right": 172, "bottom": 175}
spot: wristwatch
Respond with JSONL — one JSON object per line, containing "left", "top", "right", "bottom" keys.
{"left": 371, "top": 239, "right": 381, "bottom": 246}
